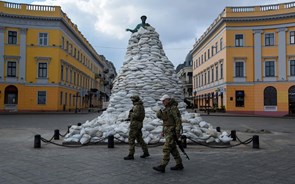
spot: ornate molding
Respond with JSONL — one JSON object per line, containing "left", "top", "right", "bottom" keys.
{"left": 4, "top": 55, "right": 21, "bottom": 60}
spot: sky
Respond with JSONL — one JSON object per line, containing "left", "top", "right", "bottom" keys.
{"left": 8, "top": 0, "right": 295, "bottom": 71}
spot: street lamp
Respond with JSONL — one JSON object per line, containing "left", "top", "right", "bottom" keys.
{"left": 73, "top": 92, "right": 81, "bottom": 113}
{"left": 193, "top": 91, "right": 197, "bottom": 109}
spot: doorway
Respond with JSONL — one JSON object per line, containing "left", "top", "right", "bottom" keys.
{"left": 288, "top": 85, "right": 295, "bottom": 115}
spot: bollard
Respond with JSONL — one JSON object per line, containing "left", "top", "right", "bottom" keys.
{"left": 67, "top": 125, "right": 71, "bottom": 134}
{"left": 34, "top": 134, "right": 41, "bottom": 148}
{"left": 231, "top": 130, "right": 236, "bottom": 141}
{"left": 54, "top": 129, "right": 60, "bottom": 140}
{"left": 216, "top": 127, "right": 221, "bottom": 132}
{"left": 252, "top": 135, "right": 259, "bottom": 149}
{"left": 108, "top": 135, "right": 114, "bottom": 148}
{"left": 181, "top": 135, "right": 187, "bottom": 148}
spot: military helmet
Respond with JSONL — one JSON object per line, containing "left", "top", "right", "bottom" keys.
{"left": 130, "top": 95, "right": 140, "bottom": 101}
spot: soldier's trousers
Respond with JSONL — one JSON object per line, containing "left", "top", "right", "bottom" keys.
{"left": 161, "top": 126, "right": 182, "bottom": 166}
{"left": 128, "top": 128, "right": 148, "bottom": 155}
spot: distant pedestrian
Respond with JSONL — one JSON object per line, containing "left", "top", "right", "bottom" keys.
{"left": 153, "top": 94, "right": 184, "bottom": 173}
{"left": 124, "top": 95, "right": 150, "bottom": 160}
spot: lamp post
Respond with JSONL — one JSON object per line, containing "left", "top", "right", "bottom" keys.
{"left": 193, "top": 91, "right": 197, "bottom": 109}
{"left": 73, "top": 92, "right": 81, "bottom": 113}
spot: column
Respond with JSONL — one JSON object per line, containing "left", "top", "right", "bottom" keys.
{"left": 19, "top": 28, "right": 27, "bottom": 82}
{"left": 254, "top": 30, "right": 263, "bottom": 81}
{"left": 278, "top": 28, "right": 288, "bottom": 80}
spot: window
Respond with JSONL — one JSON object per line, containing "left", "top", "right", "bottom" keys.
{"left": 235, "top": 90, "right": 245, "bottom": 107}
{"left": 235, "top": 34, "right": 243, "bottom": 47}
{"left": 220, "top": 63, "right": 223, "bottom": 79}
{"left": 61, "top": 65, "right": 64, "bottom": 81}
{"left": 211, "top": 67, "right": 214, "bottom": 83}
{"left": 220, "top": 38, "right": 223, "bottom": 50}
{"left": 61, "top": 36, "right": 65, "bottom": 49}
{"left": 8, "top": 31, "right": 17, "bottom": 44}
{"left": 290, "top": 31, "right": 295, "bottom": 44}
{"left": 60, "top": 92, "right": 63, "bottom": 105}
{"left": 215, "top": 42, "right": 218, "bottom": 53}
{"left": 265, "top": 33, "right": 274, "bottom": 46}
{"left": 265, "top": 61, "right": 275, "bottom": 77}
{"left": 7, "top": 61, "right": 16, "bottom": 77}
{"left": 65, "top": 67, "right": 68, "bottom": 82}
{"left": 39, "top": 33, "right": 48, "bottom": 46}
{"left": 37, "top": 91, "right": 46, "bottom": 105}
{"left": 264, "top": 86, "right": 277, "bottom": 106}
{"left": 235, "top": 62, "right": 244, "bottom": 77}
{"left": 215, "top": 65, "right": 218, "bottom": 81}
{"left": 208, "top": 70, "right": 210, "bottom": 83}
{"left": 38, "top": 63, "right": 47, "bottom": 78}
{"left": 66, "top": 41, "right": 69, "bottom": 51}
{"left": 70, "top": 69, "right": 72, "bottom": 83}
{"left": 290, "top": 60, "right": 295, "bottom": 76}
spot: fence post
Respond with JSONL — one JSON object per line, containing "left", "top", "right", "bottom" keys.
{"left": 108, "top": 135, "right": 114, "bottom": 148}
{"left": 252, "top": 135, "right": 259, "bottom": 149}
{"left": 34, "top": 134, "right": 41, "bottom": 148}
{"left": 54, "top": 129, "right": 60, "bottom": 140}
{"left": 231, "top": 130, "right": 236, "bottom": 141}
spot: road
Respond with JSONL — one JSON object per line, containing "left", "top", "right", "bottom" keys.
{"left": 0, "top": 112, "right": 294, "bottom": 184}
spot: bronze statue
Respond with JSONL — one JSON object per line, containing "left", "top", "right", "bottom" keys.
{"left": 126, "top": 15, "right": 150, "bottom": 33}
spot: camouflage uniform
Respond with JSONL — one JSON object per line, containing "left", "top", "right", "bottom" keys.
{"left": 156, "top": 98, "right": 183, "bottom": 167}
{"left": 125, "top": 96, "right": 149, "bottom": 159}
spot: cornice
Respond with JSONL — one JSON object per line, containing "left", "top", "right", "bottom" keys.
{"left": 0, "top": 12, "right": 61, "bottom": 21}
{"left": 192, "top": 12, "right": 295, "bottom": 54}
{"left": 223, "top": 12, "right": 295, "bottom": 22}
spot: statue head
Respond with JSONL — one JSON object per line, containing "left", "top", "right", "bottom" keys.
{"left": 141, "top": 15, "right": 147, "bottom": 22}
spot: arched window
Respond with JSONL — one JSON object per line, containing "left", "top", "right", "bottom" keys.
{"left": 264, "top": 86, "right": 277, "bottom": 106}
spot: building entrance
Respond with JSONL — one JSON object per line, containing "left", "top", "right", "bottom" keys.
{"left": 288, "top": 85, "right": 295, "bottom": 115}
{"left": 4, "top": 85, "right": 18, "bottom": 111}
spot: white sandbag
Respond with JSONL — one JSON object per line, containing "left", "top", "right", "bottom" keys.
{"left": 80, "top": 134, "right": 91, "bottom": 145}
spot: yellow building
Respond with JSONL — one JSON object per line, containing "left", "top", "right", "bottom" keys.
{"left": 0, "top": 1, "right": 114, "bottom": 112}
{"left": 192, "top": 2, "right": 295, "bottom": 116}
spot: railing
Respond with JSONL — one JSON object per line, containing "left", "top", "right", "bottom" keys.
{"left": 232, "top": 7, "right": 255, "bottom": 12}
{"left": 3, "top": 2, "right": 56, "bottom": 12}
{"left": 285, "top": 2, "right": 295, "bottom": 9}
{"left": 4, "top": 2, "right": 21, "bottom": 9}
{"left": 260, "top": 4, "right": 279, "bottom": 11}
{"left": 26, "top": 5, "right": 56, "bottom": 11}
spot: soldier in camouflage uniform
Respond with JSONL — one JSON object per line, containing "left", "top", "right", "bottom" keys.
{"left": 124, "top": 95, "right": 150, "bottom": 160}
{"left": 153, "top": 94, "right": 184, "bottom": 173}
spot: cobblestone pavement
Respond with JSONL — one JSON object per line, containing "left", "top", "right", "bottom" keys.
{"left": 0, "top": 112, "right": 294, "bottom": 184}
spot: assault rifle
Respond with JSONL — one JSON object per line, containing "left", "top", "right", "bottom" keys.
{"left": 173, "top": 132, "right": 190, "bottom": 160}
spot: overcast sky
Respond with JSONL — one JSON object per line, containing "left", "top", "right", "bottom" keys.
{"left": 11, "top": 0, "right": 295, "bottom": 71}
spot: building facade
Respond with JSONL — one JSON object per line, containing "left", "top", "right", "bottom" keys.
{"left": 192, "top": 2, "right": 295, "bottom": 116}
{"left": 0, "top": 1, "right": 115, "bottom": 112}
{"left": 176, "top": 52, "right": 193, "bottom": 107}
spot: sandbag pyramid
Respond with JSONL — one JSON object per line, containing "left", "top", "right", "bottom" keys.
{"left": 63, "top": 26, "right": 232, "bottom": 145}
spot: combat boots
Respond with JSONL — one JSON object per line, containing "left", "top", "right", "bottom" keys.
{"left": 140, "top": 153, "right": 150, "bottom": 158}
{"left": 153, "top": 165, "right": 166, "bottom": 173}
{"left": 170, "top": 163, "right": 184, "bottom": 170}
{"left": 123, "top": 155, "right": 134, "bottom": 160}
